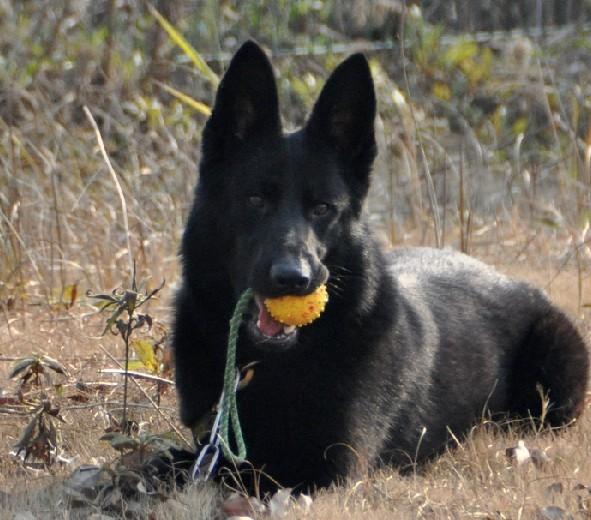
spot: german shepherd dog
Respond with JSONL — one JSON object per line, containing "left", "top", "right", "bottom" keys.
{"left": 173, "top": 41, "right": 589, "bottom": 492}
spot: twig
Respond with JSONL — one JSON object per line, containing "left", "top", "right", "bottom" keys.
{"left": 84, "top": 106, "right": 138, "bottom": 432}
{"left": 399, "top": 3, "right": 442, "bottom": 248}
{"left": 100, "top": 0, "right": 117, "bottom": 82}
{"left": 83, "top": 106, "right": 134, "bottom": 279}
{"left": 63, "top": 402, "right": 175, "bottom": 412}
{"left": 0, "top": 210, "right": 44, "bottom": 288}
{"left": 99, "top": 368, "right": 174, "bottom": 385}
{"left": 544, "top": 235, "right": 591, "bottom": 291}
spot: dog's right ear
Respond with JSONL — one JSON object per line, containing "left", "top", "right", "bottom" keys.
{"left": 202, "top": 41, "right": 281, "bottom": 161}
{"left": 305, "top": 54, "right": 376, "bottom": 163}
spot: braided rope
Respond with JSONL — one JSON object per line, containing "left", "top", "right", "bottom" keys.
{"left": 218, "top": 288, "right": 253, "bottom": 463}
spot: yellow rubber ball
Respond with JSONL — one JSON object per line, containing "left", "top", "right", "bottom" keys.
{"left": 264, "top": 284, "right": 329, "bottom": 327}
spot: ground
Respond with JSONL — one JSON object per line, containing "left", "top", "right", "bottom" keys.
{"left": 1, "top": 224, "right": 590, "bottom": 519}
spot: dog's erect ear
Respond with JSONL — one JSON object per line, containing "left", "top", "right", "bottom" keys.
{"left": 305, "top": 54, "right": 376, "bottom": 162}
{"left": 202, "top": 41, "right": 281, "bottom": 158}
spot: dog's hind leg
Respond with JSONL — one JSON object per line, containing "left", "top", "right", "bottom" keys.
{"left": 510, "top": 305, "right": 589, "bottom": 426}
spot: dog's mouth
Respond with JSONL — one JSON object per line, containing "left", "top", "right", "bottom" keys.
{"left": 246, "top": 295, "right": 298, "bottom": 349}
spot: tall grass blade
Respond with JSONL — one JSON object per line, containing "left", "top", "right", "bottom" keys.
{"left": 147, "top": 3, "right": 220, "bottom": 87}
{"left": 156, "top": 81, "right": 212, "bottom": 116}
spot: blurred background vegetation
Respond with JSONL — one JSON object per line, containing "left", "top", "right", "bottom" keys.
{"left": 1, "top": 0, "right": 591, "bottom": 310}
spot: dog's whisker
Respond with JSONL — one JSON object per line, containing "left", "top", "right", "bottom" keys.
{"left": 327, "top": 276, "right": 344, "bottom": 286}
{"left": 327, "top": 275, "right": 345, "bottom": 288}
{"left": 326, "top": 282, "right": 345, "bottom": 298}
{"left": 327, "top": 264, "right": 355, "bottom": 275}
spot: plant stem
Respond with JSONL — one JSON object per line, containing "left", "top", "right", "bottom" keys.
{"left": 122, "top": 314, "right": 133, "bottom": 434}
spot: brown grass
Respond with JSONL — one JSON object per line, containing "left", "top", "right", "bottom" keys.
{"left": 1, "top": 4, "right": 591, "bottom": 518}
{"left": 1, "top": 232, "right": 589, "bottom": 519}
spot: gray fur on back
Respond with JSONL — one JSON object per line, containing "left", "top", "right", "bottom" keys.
{"left": 378, "top": 247, "right": 552, "bottom": 461}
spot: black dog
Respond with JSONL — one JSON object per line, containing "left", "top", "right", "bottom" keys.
{"left": 173, "top": 41, "right": 589, "bottom": 492}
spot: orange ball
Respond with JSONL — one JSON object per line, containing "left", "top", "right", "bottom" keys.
{"left": 263, "top": 285, "right": 329, "bottom": 326}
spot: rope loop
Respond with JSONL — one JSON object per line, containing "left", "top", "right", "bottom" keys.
{"left": 218, "top": 288, "right": 253, "bottom": 463}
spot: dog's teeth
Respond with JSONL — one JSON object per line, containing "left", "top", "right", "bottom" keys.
{"left": 284, "top": 325, "right": 296, "bottom": 334}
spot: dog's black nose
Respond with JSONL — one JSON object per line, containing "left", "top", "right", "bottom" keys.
{"left": 270, "top": 260, "right": 310, "bottom": 292}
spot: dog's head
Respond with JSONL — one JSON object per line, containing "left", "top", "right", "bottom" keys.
{"left": 197, "top": 40, "right": 376, "bottom": 349}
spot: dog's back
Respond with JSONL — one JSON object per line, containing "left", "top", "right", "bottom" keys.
{"left": 381, "top": 247, "right": 588, "bottom": 464}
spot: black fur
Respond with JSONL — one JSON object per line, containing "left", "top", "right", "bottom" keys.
{"left": 173, "top": 41, "right": 589, "bottom": 493}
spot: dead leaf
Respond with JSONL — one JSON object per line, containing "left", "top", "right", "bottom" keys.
{"left": 297, "top": 494, "right": 313, "bottom": 513}
{"left": 63, "top": 465, "right": 113, "bottom": 505}
{"left": 506, "top": 440, "right": 530, "bottom": 466}
{"left": 531, "top": 448, "right": 551, "bottom": 468}
{"left": 223, "top": 493, "right": 256, "bottom": 517}
{"left": 268, "top": 488, "right": 293, "bottom": 518}
{"left": 545, "top": 482, "right": 564, "bottom": 498}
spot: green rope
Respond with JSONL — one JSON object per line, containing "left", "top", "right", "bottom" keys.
{"left": 219, "top": 288, "right": 253, "bottom": 463}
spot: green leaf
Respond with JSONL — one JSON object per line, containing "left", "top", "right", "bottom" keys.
{"left": 130, "top": 339, "right": 159, "bottom": 374}
{"left": 101, "top": 304, "right": 127, "bottom": 336}
{"left": 41, "top": 355, "right": 68, "bottom": 376}
{"left": 100, "top": 432, "right": 139, "bottom": 452}
{"left": 512, "top": 117, "right": 529, "bottom": 136}
{"left": 13, "top": 413, "right": 40, "bottom": 454}
{"left": 9, "top": 356, "right": 38, "bottom": 379}
{"left": 432, "top": 82, "right": 451, "bottom": 101}
{"left": 86, "top": 291, "right": 118, "bottom": 302}
{"left": 125, "top": 360, "right": 143, "bottom": 371}
{"left": 62, "top": 283, "right": 78, "bottom": 308}
{"left": 445, "top": 39, "right": 478, "bottom": 68}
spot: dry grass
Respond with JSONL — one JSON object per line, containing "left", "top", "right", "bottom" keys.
{"left": 285, "top": 418, "right": 591, "bottom": 519}
{"left": 1, "top": 233, "right": 590, "bottom": 519}
{"left": 1, "top": 3, "right": 591, "bottom": 518}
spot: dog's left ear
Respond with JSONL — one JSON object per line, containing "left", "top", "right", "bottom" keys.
{"left": 305, "top": 54, "right": 376, "bottom": 164}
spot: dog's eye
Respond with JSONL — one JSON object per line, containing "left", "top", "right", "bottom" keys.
{"left": 312, "top": 203, "right": 330, "bottom": 217}
{"left": 249, "top": 195, "right": 265, "bottom": 209}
